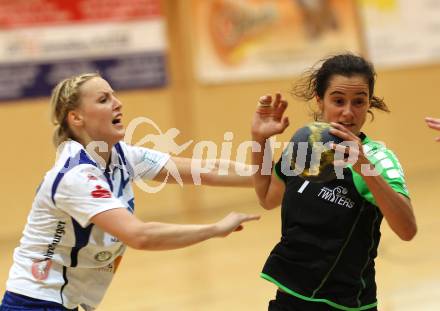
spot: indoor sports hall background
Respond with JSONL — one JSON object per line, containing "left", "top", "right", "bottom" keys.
{"left": 1, "top": 1, "right": 439, "bottom": 310}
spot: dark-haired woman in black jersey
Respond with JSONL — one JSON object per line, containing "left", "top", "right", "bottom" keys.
{"left": 251, "top": 54, "right": 417, "bottom": 311}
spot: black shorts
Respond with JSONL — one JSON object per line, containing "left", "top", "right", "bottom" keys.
{"left": 268, "top": 290, "right": 378, "bottom": 311}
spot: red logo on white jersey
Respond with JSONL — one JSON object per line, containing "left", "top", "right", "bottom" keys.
{"left": 31, "top": 259, "right": 52, "bottom": 281}
{"left": 91, "top": 185, "right": 112, "bottom": 198}
{"left": 92, "top": 185, "right": 112, "bottom": 198}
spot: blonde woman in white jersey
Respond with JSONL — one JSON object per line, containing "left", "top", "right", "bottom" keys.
{"left": 0, "top": 73, "right": 259, "bottom": 311}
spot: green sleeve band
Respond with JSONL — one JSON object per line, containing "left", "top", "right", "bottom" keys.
{"left": 351, "top": 137, "right": 410, "bottom": 206}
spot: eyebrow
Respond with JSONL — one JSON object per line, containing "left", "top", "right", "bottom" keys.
{"left": 329, "top": 91, "right": 368, "bottom": 96}
{"left": 96, "top": 90, "right": 114, "bottom": 96}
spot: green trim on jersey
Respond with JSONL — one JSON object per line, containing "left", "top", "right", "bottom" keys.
{"left": 260, "top": 273, "right": 378, "bottom": 311}
{"left": 349, "top": 136, "right": 410, "bottom": 206}
{"left": 273, "top": 165, "right": 284, "bottom": 182}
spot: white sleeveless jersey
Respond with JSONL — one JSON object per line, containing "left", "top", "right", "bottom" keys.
{"left": 6, "top": 140, "right": 170, "bottom": 310}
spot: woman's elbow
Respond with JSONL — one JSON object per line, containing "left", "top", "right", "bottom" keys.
{"left": 398, "top": 223, "right": 417, "bottom": 241}
{"left": 125, "top": 227, "right": 168, "bottom": 250}
{"left": 121, "top": 227, "right": 153, "bottom": 250}
{"left": 128, "top": 236, "right": 164, "bottom": 250}
{"left": 123, "top": 235, "right": 147, "bottom": 250}
{"left": 258, "top": 199, "right": 278, "bottom": 210}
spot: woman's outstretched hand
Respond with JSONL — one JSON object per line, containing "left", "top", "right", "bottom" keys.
{"left": 214, "top": 212, "right": 261, "bottom": 237}
{"left": 425, "top": 117, "right": 440, "bottom": 142}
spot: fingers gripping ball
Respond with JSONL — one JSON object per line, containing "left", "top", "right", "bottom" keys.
{"left": 283, "top": 122, "right": 343, "bottom": 183}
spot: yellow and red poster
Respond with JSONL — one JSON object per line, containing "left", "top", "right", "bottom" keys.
{"left": 192, "top": 0, "right": 362, "bottom": 83}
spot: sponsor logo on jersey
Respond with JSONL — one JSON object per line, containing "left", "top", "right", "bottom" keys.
{"left": 94, "top": 251, "right": 113, "bottom": 262}
{"left": 44, "top": 221, "right": 66, "bottom": 259}
{"left": 96, "top": 256, "right": 123, "bottom": 273}
{"left": 31, "top": 259, "right": 52, "bottom": 281}
{"left": 91, "top": 185, "right": 112, "bottom": 198}
{"left": 317, "top": 186, "right": 355, "bottom": 208}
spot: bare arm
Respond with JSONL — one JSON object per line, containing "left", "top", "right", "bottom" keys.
{"left": 357, "top": 174, "right": 416, "bottom": 241}
{"left": 257, "top": 174, "right": 286, "bottom": 210}
{"left": 153, "top": 157, "right": 254, "bottom": 187}
{"left": 251, "top": 93, "right": 289, "bottom": 209}
{"left": 330, "top": 122, "right": 417, "bottom": 241}
{"left": 91, "top": 208, "right": 259, "bottom": 250}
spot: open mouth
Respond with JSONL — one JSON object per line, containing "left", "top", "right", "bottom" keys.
{"left": 112, "top": 114, "right": 123, "bottom": 125}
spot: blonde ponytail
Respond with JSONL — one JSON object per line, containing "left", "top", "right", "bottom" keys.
{"left": 50, "top": 73, "right": 100, "bottom": 147}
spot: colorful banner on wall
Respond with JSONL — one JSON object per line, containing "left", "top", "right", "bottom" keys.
{"left": 359, "top": 0, "right": 440, "bottom": 68}
{"left": 192, "top": 0, "right": 362, "bottom": 83}
{"left": 0, "top": 0, "right": 167, "bottom": 101}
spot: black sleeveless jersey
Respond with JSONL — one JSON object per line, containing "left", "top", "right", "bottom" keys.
{"left": 261, "top": 134, "right": 409, "bottom": 310}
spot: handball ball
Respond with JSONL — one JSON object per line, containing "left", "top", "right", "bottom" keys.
{"left": 283, "top": 122, "right": 343, "bottom": 183}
